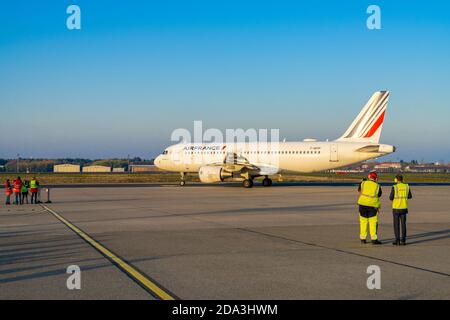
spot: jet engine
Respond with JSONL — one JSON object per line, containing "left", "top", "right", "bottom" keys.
{"left": 198, "top": 166, "right": 232, "bottom": 183}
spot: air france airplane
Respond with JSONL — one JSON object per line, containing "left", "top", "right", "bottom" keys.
{"left": 154, "top": 91, "right": 395, "bottom": 187}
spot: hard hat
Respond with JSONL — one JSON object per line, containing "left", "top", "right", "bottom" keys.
{"left": 368, "top": 171, "right": 378, "bottom": 180}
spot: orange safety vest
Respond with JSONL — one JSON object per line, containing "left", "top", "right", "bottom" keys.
{"left": 13, "top": 180, "right": 22, "bottom": 193}
{"left": 5, "top": 182, "right": 12, "bottom": 195}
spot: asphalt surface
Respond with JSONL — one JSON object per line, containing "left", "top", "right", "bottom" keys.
{"left": 0, "top": 180, "right": 450, "bottom": 189}
{"left": 2, "top": 181, "right": 450, "bottom": 189}
{"left": 1, "top": 184, "right": 449, "bottom": 299}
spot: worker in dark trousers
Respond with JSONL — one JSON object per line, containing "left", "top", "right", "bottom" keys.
{"left": 390, "top": 174, "right": 412, "bottom": 245}
{"left": 358, "top": 171, "right": 383, "bottom": 245}
{"left": 13, "top": 177, "right": 23, "bottom": 205}
{"left": 30, "top": 177, "right": 39, "bottom": 204}
{"left": 21, "top": 180, "right": 30, "bottom": 204}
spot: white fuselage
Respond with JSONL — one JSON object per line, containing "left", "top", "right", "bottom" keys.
{"left": 154, "top": 91, "right": 395, "bottom": 185}
{"left": 154, "top": 141, "right": 395, "bottom": 174}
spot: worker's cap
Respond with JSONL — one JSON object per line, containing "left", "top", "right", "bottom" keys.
{"left": 368, "top": 171, "right": 378, "bottom": 180}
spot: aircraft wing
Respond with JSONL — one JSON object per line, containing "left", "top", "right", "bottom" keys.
{"left": 205, "top": 152, "right": 280, "bottom": 176}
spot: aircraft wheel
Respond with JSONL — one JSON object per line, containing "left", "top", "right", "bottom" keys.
{"left": 180, "top": 181, "right": 186, "bottom": 186}
{"left": 262, "top": 178, "right": 272, "bottom": 187}
{"left": 242, "top": 179, "right": 253, "bottom": 188}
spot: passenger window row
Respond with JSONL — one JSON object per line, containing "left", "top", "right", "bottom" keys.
{"left": 183, "top": 150, "right": 321, "bottom": 155}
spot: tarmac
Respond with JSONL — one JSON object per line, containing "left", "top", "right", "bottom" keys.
{"left": 1, "top": 183, "right": 449, "bottom": 299}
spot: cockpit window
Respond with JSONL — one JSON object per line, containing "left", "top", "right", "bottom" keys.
{"left": 162, "top": 150, "right": 168, "bottom": 155}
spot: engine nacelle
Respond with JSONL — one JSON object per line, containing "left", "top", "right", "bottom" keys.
{"left": 198, "top": 166, "right": 232, "bottom": 183}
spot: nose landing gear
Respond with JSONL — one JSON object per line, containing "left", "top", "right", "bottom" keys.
{"left": 242, "top": 179, "right": 253, "bottom": 188}
{"left": 180, "top": 172, "right": 186, "bottom": 186}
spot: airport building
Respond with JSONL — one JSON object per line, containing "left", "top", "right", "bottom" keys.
{"left": 112, "top": 167, "right": 125, "bottom": 173}
{"left": 129, "top": 164, "right": 156, "bottom": 173}
{"left": 53, "top": 164, "right": 80, "bottom": 173}
{"left": 82, "top": 165, "right": 111, "bottom": 173}
{"left": 373, "top": 162, "right": 403, "bottom": 173}
{"left": 404, "top": 164, "right": 450, "bottom": 173}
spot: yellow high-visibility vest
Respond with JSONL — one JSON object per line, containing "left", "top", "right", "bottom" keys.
{"left": 392, "top": 183, "right": 409, "bottom": 209}
{"left": 358, "top": 180, "right": 380, "bottom": 208}
{"left": 30, "top": 179, "right": 38, "bottom": 188}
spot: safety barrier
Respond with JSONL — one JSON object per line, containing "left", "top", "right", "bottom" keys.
{"left": 45, "top": 188, "right": 52, "bottom": 203}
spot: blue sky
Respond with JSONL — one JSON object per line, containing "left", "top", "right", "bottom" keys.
{"left": 0, "top": 1, "right": 449, "bottom": 161}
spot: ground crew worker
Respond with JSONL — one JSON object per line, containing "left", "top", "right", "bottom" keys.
{"left": 390, "top": 174, "right": 412, "bottom": 245}
{"left": 4, "top": 179, "right": 12, "bottom": 205}
{"left": 13, "top": 177, "right": 23, "bottom": 205}
{"left": 21, "top": 180, "right": 30, "bottom": 204}
{"left": 357, "top": 171, "right": 382, "bottom": 244}
{"left": 30, "top": 177, "right": 39, "bottom": 204}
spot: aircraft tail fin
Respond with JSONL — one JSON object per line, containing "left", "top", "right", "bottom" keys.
{"left": 337, "top": 91, "right": 389, "bottom": 144}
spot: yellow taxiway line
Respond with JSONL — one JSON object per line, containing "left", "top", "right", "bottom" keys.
{"left": 42, "top": 205, "right": 176, "bottom": 300}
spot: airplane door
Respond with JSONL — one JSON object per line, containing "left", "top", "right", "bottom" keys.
{"left": 187, "top": 150, "right": 196, "bottom": 170}
{"left": 330, "top": 144, "right": 339, "bottom": 162}
{"left": 172, "top": 149, "right": 181, "bottom": 163}
{"left": 183, "top": 149, "right": 195, "bottom": 171}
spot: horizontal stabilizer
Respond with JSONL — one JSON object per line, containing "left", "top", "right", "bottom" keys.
{"left": 355, "top": 144, "right": 396, "bottom": 154}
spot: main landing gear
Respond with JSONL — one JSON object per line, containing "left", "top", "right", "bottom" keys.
{"left": 242, "top": 176, "right": 273, "bottom": 188}
{"left": 262, "top": 177, "right": 273, "bottom": 187}
{"left": 242, "top": 179, "right": 253, "bottom": 188}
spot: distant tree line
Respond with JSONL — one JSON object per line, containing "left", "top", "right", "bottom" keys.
{"left": 0, "top": 157, "right": 154, "bottom": 173}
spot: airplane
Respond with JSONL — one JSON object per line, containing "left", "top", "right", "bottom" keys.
{"left": 154, "top": 91, "right": 395, "bottom": 188}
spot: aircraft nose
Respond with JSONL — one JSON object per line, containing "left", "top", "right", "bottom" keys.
{"left": 154, "top": 155, "right": 162, "bottom": 168}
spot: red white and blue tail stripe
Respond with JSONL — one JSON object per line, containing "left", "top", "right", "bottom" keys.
{"left": 337, "top": 91, "right": 389, "bottom": 143}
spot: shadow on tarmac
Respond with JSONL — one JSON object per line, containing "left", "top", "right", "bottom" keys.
{"left": 382, "top": 229, "right": 450, "bottom": 245}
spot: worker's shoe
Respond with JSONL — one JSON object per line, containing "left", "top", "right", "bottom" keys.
{"left": 400, "top": 240, "right": 407, "bottom": 246}
{"left": 371, "top": 240, "right": 382, "bottom": 245}
{"left": 360, "top": 239, "right": 367, "bottom": 244}
{"left": 392, "top": 240, "right": 400, "bottom": 246}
